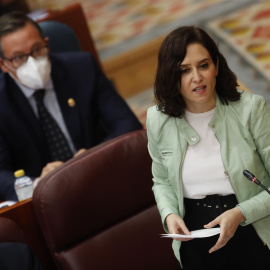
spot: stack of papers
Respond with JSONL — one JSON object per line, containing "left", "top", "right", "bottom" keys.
{"left": 161, "top": 227, "right": 221, "bottom": 239}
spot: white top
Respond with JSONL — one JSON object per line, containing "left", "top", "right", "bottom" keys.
{"left": 16, "top": 78, "right": 76, "bottom": 154}
{"left": 182, "top": 108, "right": 235, "bottom": 199}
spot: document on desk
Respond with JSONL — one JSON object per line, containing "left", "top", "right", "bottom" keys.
{"left": 161, "top": 227, "right": 221, "bottom": 239}
{"left": 0, "top": 201, "right": 16, "bottom": 209}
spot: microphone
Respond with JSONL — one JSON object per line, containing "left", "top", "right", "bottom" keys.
{"left": 243, "top": 170, "right": 270, "bottom": 195}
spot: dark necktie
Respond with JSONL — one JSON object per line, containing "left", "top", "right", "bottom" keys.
{"left": 33, "top": 89, "right": 73, "bottom": 162}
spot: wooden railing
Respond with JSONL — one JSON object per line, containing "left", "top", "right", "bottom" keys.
{"left": 0, "top": 199, "right": 56, "bottom": 270}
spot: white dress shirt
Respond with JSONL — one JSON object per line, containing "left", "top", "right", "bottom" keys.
{"left": 182, "top": 108, "right": 235, "bottom": 199}
{"left": 16, "top": 78, "right": 76, "bottom": 154}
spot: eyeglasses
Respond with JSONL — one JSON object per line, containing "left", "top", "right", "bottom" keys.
{"left": 3, "top": 45, "right": 48, "bottom": 68}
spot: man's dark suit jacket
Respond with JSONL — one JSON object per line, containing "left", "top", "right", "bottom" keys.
{"left": 0, "top": 52, "right": 142, "bottom": 201}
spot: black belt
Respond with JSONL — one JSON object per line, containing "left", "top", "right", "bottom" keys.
{"left": 184, "top": 194, "right": 238, "bottom": 213}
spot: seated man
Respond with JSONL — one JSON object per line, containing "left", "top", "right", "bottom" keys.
{"left": 0, "top": 11, "right": 142, "bottom": 201}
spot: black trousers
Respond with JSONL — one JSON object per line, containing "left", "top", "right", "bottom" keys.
{"left": 180, "top": 195, "right": 270, "bottom": 270}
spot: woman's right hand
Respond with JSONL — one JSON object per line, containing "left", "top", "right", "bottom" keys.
{"left": 166, "top": 213, "right": 193, "bottom": 241}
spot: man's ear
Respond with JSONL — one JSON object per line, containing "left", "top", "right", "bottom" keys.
{"left": 0, "top": 58, "right": 9, "bottom": 73}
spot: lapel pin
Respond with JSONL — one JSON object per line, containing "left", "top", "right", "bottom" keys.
{"left": 68, "top": 98, "right": 76, "bottom": 107}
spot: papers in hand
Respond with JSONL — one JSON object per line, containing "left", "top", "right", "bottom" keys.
{"left": 161, "top": 227, "right": 221, "bottom": 239}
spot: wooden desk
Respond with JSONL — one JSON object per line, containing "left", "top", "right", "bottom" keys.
{"left": 0, "top": 199, "right": 56, "bottom": 270}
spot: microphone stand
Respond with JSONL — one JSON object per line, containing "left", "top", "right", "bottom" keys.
{"left": 243, "top": 170, "right": 270, "bottom": 195}
{"left": 256, "top": 182, "right": 270, "bottom": 195}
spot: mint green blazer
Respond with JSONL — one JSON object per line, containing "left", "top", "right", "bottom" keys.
{"left": 146, "top": 91, "right": 270, "bottom": 264}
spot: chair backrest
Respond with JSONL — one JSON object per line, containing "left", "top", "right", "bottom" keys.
{"left": 35, "top": 3, "right": 102, "bottom": 68}
{"left": 33, "top": 130, "right": 179, "bottom": 270}
{"left": 38, "top": 21, "right": 81, "bottom": 53}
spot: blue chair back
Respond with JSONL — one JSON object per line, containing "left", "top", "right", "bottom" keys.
{"left": 38, "top": 21, "right": 81, "bottom": 52}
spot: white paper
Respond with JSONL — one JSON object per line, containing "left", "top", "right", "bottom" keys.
{"left": 161, "top": 227, "right": 221, "bottom": 239}
{"left": 0, "top": 201, "right": 16, "bottom": 209}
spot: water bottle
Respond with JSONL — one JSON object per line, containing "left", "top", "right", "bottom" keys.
{"left": 14, "top": 169, "right": 34, "bottom": 201}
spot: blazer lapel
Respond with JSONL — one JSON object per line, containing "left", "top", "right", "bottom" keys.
{"left": 6, "top": 75, "right": 50, "bottom": 159}
{"left": 51, "top": 58, "right": 82, "bottom": 150}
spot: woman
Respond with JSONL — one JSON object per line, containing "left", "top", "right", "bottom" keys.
{"left": 146, "top": 26, "right": 270, "bottom": 269}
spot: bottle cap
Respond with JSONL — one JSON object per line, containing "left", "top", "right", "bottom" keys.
{"left": 14, "top": 169, "right": 25, "bottom": 178}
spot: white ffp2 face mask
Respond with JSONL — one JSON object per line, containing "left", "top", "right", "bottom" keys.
{"left": 16, "top": 56, "right": 51, "bottom": 89}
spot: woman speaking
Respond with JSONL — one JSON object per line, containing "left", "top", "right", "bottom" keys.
{"left": 146, "top": 26, "right": 270, "bottom": 269}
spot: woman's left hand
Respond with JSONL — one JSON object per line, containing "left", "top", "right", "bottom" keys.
{"left": 204, "top": 206, "right": 246, "bottom": 253}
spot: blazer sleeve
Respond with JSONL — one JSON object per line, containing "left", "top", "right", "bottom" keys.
{"left": 237, "top": 95, "right": 270, "bottom": 225}
{"left": 0, "top": 132, "right": 18, "bottom": 201}
{"left": 146, "top": 108, "right": 180, "bottom": 232}
{"left": 94, "top": 59, "right": 142, "bottom": 141}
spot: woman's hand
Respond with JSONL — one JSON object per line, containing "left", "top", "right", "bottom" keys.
{"left": 204, "top": 207, "right": 246, "bottom": 253}
{"left": 166, "top": 213, "right": 193, "bottom": 241}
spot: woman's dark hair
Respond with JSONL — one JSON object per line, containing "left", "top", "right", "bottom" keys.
{"left": 154, "top": 26, "right": 240, "bottom": 117}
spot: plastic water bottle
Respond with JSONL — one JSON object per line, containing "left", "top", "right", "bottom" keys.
{"left": 14, "top": 169, "right": 34, "bottom": 201}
